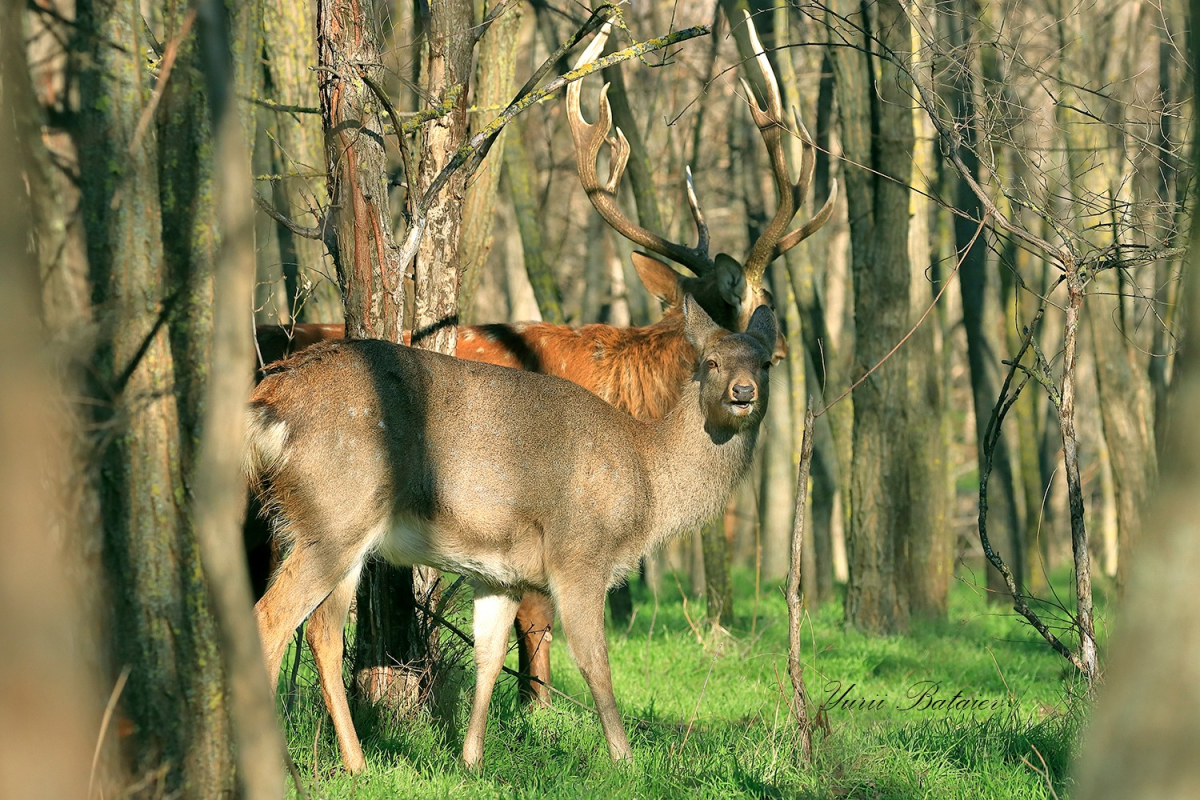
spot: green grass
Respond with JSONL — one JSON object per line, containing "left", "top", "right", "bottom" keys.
{"left": 279, "top": 571, "right": 1096, "bottom": 798}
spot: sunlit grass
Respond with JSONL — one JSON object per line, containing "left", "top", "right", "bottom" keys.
{"left": 279, "top": 568, "right": 1097, "bottom": 798}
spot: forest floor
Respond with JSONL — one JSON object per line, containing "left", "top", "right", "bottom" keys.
{"left": 279, "top": 567, "right": 1103, "bottom": 799}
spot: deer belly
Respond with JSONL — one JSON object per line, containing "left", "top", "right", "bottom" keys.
{"left": 376, "top": 510, "right": 545, "bottom": 590}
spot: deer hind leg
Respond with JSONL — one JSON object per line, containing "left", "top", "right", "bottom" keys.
{"left": 514, "top": 592, "right": 554, "bottom": 708}
{"left": 552, "top": 581, "right": 632, "bottom": 761}
{"left": 305, "top": 563, "right": 365, "bottom": 773}
{"left": 254, "top": 538, "right": 369, "bottom": 692}
{"left": 462, "top": 586, "right": 522, "bottom": 768}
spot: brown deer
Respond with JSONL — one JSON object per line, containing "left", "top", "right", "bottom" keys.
{"left": 248, "top": 13, "right": 835, "bottom": 722}
{"left": 248, "top": 297, "right": 778, "bottom": 769}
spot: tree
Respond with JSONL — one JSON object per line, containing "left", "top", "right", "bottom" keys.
{"left": 827, "top": 0, "right": 934, "bottom": 633}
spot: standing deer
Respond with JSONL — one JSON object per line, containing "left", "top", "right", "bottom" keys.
{"left": 248, "top": 297, "right": 778, "bottom": 768}
{"left": 248, "top": 13, "right": 835, "bottom": 723}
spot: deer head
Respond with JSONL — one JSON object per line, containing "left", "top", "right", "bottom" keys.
{"left": 567, "top": 13, "right": 837, "bottom": 356}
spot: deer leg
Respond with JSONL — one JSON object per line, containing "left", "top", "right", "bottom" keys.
{"left": 514, "top": 592, "right": 554, "bottom": 708}
{"left": 552, "top": 584, "right": 632, "bottom": 761}
{"left": 254, "top": 542, "right": 365, "bottom": 691}
{"left": 463, "top": 586, "right": 522, "bottom": 768}
{"left": 305, "top": 563, "right": 365, "bottom": 773}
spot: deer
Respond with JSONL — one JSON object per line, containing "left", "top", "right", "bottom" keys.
{"left": 247, "top": 296, "right": 778, "bottom": 769}
{"left": 247, "top": 12, "right": 835, "bottom": 763}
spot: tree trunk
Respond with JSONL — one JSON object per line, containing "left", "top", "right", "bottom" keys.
{"left": 829, "top": 0, "right": 917, "bottom": 634}
{"left": 905, "top": 21, "right": 951, "bottom": 618}
{"left": 315, "top": 0, "right": 420, "bottom": 710}
{"left": 945, "top": 0, "right": 1023, "bottom": 600}
{"left": 504, "top": 129, "right": 565, "bottom": 324}
{"left": 261, "top": 0, "right": 341, "bottom": 321}
{"left": 401, "top": 0, "right": 477, "bottom": 702}
{"left": 458, "top": 0, "right": 522, "bottom": 319}
{"left": 74, "top": 0, "right": 234, "bottom": 790}
{"left": 1, "top": 13, "right": 105, "bottom": 794}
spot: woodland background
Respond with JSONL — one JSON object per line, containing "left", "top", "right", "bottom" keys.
{"left": 2, "top": 0, "right": 1199, "bottom": 797}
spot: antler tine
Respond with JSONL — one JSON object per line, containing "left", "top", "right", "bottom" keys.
{"left": 566, "top": 24, "right": 715, "bottom": 276}
{"left": 771, "top": 107, "right": 839, "bottom": 260}
{"left": 794, "top": 110, "right": 817, "bottom": 211}
{"left": 741, "top": 10, "right": 798, "bottom": 283}
{"left": 684, "top": 166, "right": 711, "bottom": 257}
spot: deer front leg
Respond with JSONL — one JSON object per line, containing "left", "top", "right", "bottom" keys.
{"left": 514, "top": 592, "right": 554, "bottom": 708}
{"left": 553, "top": 583, "right": 632, "bottom": 761}
{"left": 463, "top": 586, "right": 522, "bottom": 768}
{"left": 305, "top": 564, "right": 365, "bottom": 774}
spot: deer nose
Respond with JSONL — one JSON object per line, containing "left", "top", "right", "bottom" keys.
{"left": 731, "top": 383, "right": 757, "bottom": 403}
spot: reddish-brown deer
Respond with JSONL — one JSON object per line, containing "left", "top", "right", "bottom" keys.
{"left": 248, "top": 298, "right": 778, "bottom": 768}
{"left": 248, "top": 13, "right": 835, "bottom": 726}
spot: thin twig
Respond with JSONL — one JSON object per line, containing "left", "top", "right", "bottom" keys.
{"left": 679, "top": 649, "right": 720, "bottom": 752}
{"left": 252, "top": 189, "right": 325, "bottom": 241}
{"left": 88, "top": 666, "right": 130, "bottom": 799}
{"left": 818, "top": 214, "right": 986, "bottom": 417}
{"left": 129, "top": 9, "right": 196, "bottom": 154}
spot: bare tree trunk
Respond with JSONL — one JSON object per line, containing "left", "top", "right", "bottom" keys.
{"left": 0, "top": 16, "right": 103, "bottom": 794}
{"left": 261, "top": 0, "right": 341, "bottom": 321}
{"left": 1073, "top": 40, "right": 1200, "bottom": 778}
{"left": 403, "top": 0, "right": 476, "bottom": 703}
{"left": 192, "top": 2, "right": 286, "bottom": 793}
{"left": 945, "top": 0, "right": 1023, "bottom": 601}
{"left": 73, "top": 0, "right": 237, "bottom": 788}
{"left": 315, "top": 0, "right": 416, "bottom": 711}
{"left": 459, "top": 0, "right": 521, "bottom": 318}
{"left": 1060, "top": 274, "right": 1098, "bottom": 680}
{"left": 504, "top": 128, "right": 565, "bottom": 324}
{"left": 828, "top": 0, "right": 917, "bottom": 634}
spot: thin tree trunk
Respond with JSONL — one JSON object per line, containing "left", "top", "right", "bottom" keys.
{"left": 261, "top": 0, "right": 341, "bottom": 321}
{"left": 1060, "top": 274, "right": 1098, "bottom": 681}
{"left": 504, "top": 129, "right": 565, "bottom": 324}
{"left": 945, "top": 0, "right": 1023, "bottom": 600}
{"left": 403, "top": 0, "right": 476, "bottom": 704}
{"left": 315, "top": 0, "right": 417, "bottom": 710}
{"left": 459, "top": 0, "right": 522, "bottom": 318}
{"left": 192, "top": 2, "right": 286, "bottom": 792}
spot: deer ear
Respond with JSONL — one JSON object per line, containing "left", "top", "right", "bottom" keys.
{"left": 631, "top": 252, "right": 683, "bottom": 307}
{"left": 683, "top": 294, "right": 721, "bottom": 352}
{"left": 713, "top": 254, "right": 747, "bottom": 308}
{"left": 746, "top": 304, "right": 778, "bottom": 351}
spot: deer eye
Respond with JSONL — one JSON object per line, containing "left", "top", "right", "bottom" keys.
{"left": 706, "top": 359, "right": 718, "bottom": 371}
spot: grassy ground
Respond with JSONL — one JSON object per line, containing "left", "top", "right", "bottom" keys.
{"left": 279, "top": 569, "right": 1098, "bottom": 798}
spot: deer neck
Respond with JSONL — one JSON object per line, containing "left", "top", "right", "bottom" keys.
{"left": 644, "top": 378, "right": 760, "bottom": 550}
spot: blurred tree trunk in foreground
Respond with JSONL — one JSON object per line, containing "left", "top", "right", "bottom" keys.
{"left": 1073, "top": 4, "right": 1199, "bottom": 791}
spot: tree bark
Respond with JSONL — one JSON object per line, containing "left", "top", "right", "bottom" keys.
{"left": 261, "top": 0, "right": 341, "bottom": 321}
{"left": 828, "top": 0, "right": 918, "bottom": 634}
{"left": 74, "top": 0, "right": 235, "bottom": 790}
{"left": 944, "top": 0, "right": 1023, "bottom": 600}
{"left": 315, "top": 0, "right": 421, "bottom": 711}
{"left": 504, "top": 128, "right": 565, "bottom": 324}
{"left": 459, "top": 0, "right": 522, "bottom": 319}
{"left": 905, "top": 18, "right": 951, "bottom": 618}
{"left": 193, "top": 0, "right": 287, "bottom": 792}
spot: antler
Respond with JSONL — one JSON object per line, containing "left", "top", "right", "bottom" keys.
{"left": 566, "top": 24, "right": 716, "bottom": 276}
{"left": 740, "top": 11, "right": 838, "bottom": 283}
